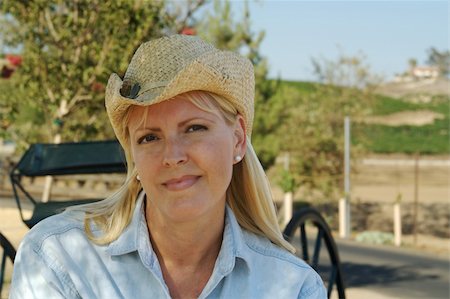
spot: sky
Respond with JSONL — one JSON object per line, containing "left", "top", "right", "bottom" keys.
{"left": 231, "top": 0, "right": 449, "bottom": 82}
{"left": 1, "top": 1, "right": 447, "bottom": 83}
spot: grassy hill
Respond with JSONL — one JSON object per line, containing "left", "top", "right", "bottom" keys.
{"left": 277, "top": 80, "right": 449, "bottom": 155}
{"left": 355, "top": 95, "right": 448, "bottom": 154}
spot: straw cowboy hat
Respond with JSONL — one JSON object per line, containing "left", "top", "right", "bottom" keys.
{"left": 105, "top": 34, "right": 255, "bottom": 149}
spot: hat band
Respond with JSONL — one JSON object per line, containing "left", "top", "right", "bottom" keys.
{"left": 137, "top": 80, "right": 169, "bottom": 97}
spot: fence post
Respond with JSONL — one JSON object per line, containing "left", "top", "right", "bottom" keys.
{"left": 339, "top": 198, "right": 346, "bottom": 238}
{"left": 42, "top": 133, "right": 61, "bottom": 202}
{"left": 284, "top": 192, "right": 293, "bottom": 227}
{"left": 413, "top": 153, "right": 419, "bottom": 245}
{"left": 283, "top": 152, "right": 293, "bottom": 226}
{"left": 340, "top": 116, "right": 351, "bottom": 238}
{"left": 393, "top": 194, "right": 402, "bottom": 246}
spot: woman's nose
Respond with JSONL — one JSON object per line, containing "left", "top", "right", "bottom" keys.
{"left": 162, "top": 137, "right": 188, "bottom": 167}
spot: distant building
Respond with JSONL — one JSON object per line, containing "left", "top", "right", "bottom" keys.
{"left": 410, "top": 66, "right": 440, "bottom": 79}
{"left": 393, "top": 65, "right": 440, "bottom": 82}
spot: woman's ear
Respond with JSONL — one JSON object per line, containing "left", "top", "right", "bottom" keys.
{"left": 233, "top": 115, "right": 247, "bottom": 162}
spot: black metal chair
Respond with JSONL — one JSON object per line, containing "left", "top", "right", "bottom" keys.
{"left": 2, "top": 140, "right": 127, "bottom": 295}
{"left": 0, "top": 232, "right": 16, "bottom": 298}
{"left": 9, "top": 140, "right": 127, "bottom": 229}
{"left": 284, "top": 208, "right": 346, "bottom": 299}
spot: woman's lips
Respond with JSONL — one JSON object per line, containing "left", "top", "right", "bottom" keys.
{"left": 162, "top": 175, "right": 200, "bottom": 191}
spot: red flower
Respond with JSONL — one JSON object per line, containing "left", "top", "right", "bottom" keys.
{"left": 90, "top": 81, "right": 105, "bottom": 93}
{"left": 180, "top": 27, "right": 196, "bottom": 36}
{"left": 5, "top": 55, "right": 22, "bottom": 66}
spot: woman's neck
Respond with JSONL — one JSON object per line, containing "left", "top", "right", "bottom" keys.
{"left": 148, "top": 215, "right": 224, "bottom": 267}
{"left": 145, "top": 202, "right": 226, "bottom": 298}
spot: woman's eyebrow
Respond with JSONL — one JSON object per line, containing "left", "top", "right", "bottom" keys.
{"left": 133, "top": 116, "right": 216, "bottom": 133}
{"left": 178, "top": 117, "right": 215, "bottom": 127}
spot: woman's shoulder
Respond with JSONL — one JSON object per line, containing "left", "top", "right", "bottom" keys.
{"left": 241, "top": 229, "right": 308, "bottom": 268}
{"left": 20, "top": 210, "right": 90, "bottom": 251}
{"left": 238, "top": 230, "right": 326, "bottom": 297}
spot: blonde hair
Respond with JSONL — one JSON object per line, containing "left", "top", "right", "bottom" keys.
{"left": 80, "top": 91, "right": 294, "bottom": 253}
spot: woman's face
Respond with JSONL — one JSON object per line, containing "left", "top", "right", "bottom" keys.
{"left": 127, "top": 95, "right": 245, "bottom": 223}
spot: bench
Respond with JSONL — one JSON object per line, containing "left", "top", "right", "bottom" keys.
{"left": 9, "top": 140, "right": 127, "bottom": 228}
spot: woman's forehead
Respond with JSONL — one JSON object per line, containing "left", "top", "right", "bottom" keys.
{"left": 127, "top": 96, "right": 220, "bottom": 129}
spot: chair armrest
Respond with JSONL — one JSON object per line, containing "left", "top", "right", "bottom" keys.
{"left": 24, "top": 199, "right": 101, "bottom": 229}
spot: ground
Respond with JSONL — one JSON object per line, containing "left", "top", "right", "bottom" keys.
{"left": 363, "top": 110, "right": 445, "bottom": 126}
{"left": 376, "top": 77, "right": 450, "bottom": 98}
{"left": 270, "top": 153, "right": 449, "bottom": 257}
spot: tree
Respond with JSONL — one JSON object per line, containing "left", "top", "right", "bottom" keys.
{"left": 274, "top": 52, "right": 378, "bottom": 200}
{"left": 0, "top": 0, "right": 204, "bottom": 150}
{"left": 311, "top": 50, "right": 380, "bottom": 89}
{"left": 426, "top": 47, "right": 450, "bottom": 77}
{"left": 195, "top": 0, "right": 281, "bottom": 169}
{"left": 408, "top": 58, "right": 417, "bottom": 72}
{"left": 1, "top": 0, "right": 278, "bottom": 167}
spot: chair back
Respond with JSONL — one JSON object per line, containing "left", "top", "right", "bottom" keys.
{"left": 9, "top": 140, "right": 127, "bottom": 228}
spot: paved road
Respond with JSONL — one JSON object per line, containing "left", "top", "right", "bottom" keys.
{"left": 335, "top": 239, "right": 449, "bottom": 299}
{"left": 290, "top": 234, "right": 449, "bottom": 298}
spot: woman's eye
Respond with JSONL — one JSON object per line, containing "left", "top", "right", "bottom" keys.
{"left": 187, "top": 124, "right": 207, "bottom": 133}
{"left": 138, "top": 134, "right": 159, "bottom": 144}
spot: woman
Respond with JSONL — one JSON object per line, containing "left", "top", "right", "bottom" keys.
{"left": 10, "top": 35, "right": 326, "bottom": 298}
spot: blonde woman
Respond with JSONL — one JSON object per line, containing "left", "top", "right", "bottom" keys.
{"left": 10, "top": 35, "right": 326, "bottom": 299}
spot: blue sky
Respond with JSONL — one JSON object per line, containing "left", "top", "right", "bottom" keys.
{"left": 231, "top": 0, "right": 449, "bottom": 82}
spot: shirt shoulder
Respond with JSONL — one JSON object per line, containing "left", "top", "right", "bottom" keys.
{"left": 241, "top": 229, "right": 309, "bottom": 268}
{"left": 21, "top": 210, "right": 91, "bottom": 252}
{"left": 10, "top": 211, "right": 93, "bottom": 299}
{"left": 240, "top": 230, "right": 326, "bottom": 298}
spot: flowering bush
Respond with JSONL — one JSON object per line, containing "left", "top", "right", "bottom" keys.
{"left": 355, "top": 230, "right": 394, "bottom": 245}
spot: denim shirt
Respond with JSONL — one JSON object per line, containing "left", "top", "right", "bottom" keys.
{"left": 9, "top": 192, "right": 326, "bottom": 299}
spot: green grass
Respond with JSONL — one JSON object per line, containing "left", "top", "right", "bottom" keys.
{"left": 355, "top": 95, "right": 449, "bottom": 154}
{"left": 278, "top": 80, "right": 450, "bottom": 155}
{"left": 353, "top": 119, "right": 449, "bottom": 154}
{"left": 372, "top": 95, "right": 423, "bottom": 115}
{"left": 429, "top": 95, "right": 450, "bottom": 114}
{"left": 280, "top": 80, "right": 319, "bottom": 93}
{"left": 372, "top": 94, "right": 449, "bottom": 115}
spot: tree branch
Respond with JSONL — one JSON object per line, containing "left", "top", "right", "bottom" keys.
{"left": 66, "top": 88, "right": 92, "bottom": 113}
{"left": 174, "top": 0, "right": 206, "bottom": 33}
{"left": 44, "top": 8, "right": 60, "bottom": 42}
{"left": 46, "top": 88, "right": 56, "bottom": 103}
{"left": 86, "top": 37, "right": 111, "bottom": 85}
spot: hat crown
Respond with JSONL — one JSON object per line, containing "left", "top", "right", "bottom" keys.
{"left": 123, "top": 35, "right": 216, "bottom": 90}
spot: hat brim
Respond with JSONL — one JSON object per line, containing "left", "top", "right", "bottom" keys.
{"left": 105, "top": 50, "right": 254, "bottom": 149}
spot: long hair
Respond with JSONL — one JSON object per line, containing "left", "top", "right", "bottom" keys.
{"left": 79, "top": 91, "right": 294, "bottom": 253}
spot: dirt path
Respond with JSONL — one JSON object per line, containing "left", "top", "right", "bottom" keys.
{"left": 270, "top": 154, "right": 449, "bottom": 204}
{"left": 352, "top": 155, "right": 449, "bottom": 204}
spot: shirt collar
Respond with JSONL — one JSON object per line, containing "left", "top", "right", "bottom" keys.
{"left": 106, "top": 191, "right": 147, "bottom": 256}
{"left": 215, "top": 205, "right": 250, "bottom": 274}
